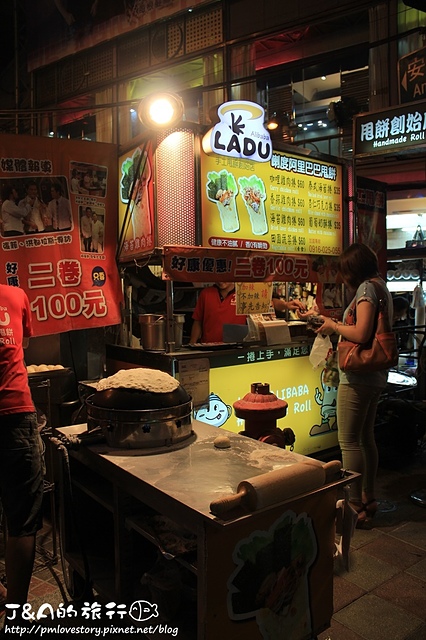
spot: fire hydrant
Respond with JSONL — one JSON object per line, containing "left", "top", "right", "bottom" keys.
{"left": 233, "top": 382, "right": 295, "bottom": 449}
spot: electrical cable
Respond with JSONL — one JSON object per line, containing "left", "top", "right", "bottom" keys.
{"left": 49, "top": 436, "right": 93, "bottom": 603}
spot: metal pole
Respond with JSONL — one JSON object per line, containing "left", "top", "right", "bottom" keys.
{"left": 165, "top": 280, "right": 175, "bottom": 353}
{"left": 13, "top": 0, "right": 19, "bottom": 134}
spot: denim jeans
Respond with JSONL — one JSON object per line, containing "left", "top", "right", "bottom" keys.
{"left": 337, "top": 384, "right": 382, "bottom": 503}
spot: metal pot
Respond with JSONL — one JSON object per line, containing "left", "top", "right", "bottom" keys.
{"left": 86, "top": 383, "right": 193, "bottom": 450}
{"left": 139, "top": 314, "right": 185, "bottom": 351}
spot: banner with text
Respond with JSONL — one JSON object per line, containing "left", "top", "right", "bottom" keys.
{"left": 163, "top": 245, "right": 340, "bottom": 283}
{"left": 201, "top": 149, "right": 343, "bottom": 256}
{"left": 0, "top": 134, "right": 122, "bottom": 337}
{"left": 117, "top": 141, "right": 155, "bottom": 262}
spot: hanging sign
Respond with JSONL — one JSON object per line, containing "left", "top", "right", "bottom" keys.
{"left": 202, "top": 101, "right": 272, "bottom": 162}
{"left": 399, "top": 47, "right": 426, "bottom": 104}
{"left": 0, "top": 134, "right": 122, "bottom": 337}
{"left": 354, "top": 100, "right": 426, "bottom": 157}
{"left": 163, "top": 245, "right": 340, "bottom": 283}
{"left": 117, "top": 141, "right": 155, "bottom": 261}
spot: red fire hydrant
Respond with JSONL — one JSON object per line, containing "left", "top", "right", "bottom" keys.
{"left": 233, "top": 382, "right": 295, "bottom": 449}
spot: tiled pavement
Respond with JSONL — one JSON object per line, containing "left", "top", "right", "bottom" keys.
{"left": 1, "top": 442, "right": 426, "bottom": 639}
{"left": 319, "top": 442, "right": 426, "bottom": 640}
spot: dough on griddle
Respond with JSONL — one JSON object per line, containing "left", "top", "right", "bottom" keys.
{"left": 96, "top": 368, "right": 180, "bottom": 394}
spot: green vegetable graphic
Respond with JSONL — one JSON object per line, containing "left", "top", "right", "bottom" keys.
{"left": 206, "top": 170, "right": 240, "bottom": 233}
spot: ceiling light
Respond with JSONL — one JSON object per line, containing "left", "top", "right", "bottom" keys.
{"left": 321, "top": 76, "right": 327, "bottom": 80}
{"left": 266, "top": 113, "right": 280, "bottom": 131}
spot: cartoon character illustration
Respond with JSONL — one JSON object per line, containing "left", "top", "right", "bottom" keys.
{"left": 194, "top": 393, "right": 232, "bottom": 428}
{"left": 228, "top": 511, "right": 317, "bottom": 639}
{"left": 310, "top": 369, "right": 338, "bottom": 436}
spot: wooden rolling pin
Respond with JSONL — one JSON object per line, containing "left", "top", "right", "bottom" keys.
{"left": 209, "top": 461, "right": 326, "bottom": 516}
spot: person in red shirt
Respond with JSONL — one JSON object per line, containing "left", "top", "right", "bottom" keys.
{"left": 190, "top": 282, "right": 306, "bottom": 343}
{"left": 0, "top": 284, "right": 44, "bottom": 613}
{"left": 190, "top": 282, "right": 246, "bottom": 343}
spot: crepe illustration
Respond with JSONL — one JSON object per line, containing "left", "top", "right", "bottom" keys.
{"left": 238, "top": 175, "right": 268, "bottom": 236}
{"left": 206, "top": 170, "right": 239, "bottom": 233}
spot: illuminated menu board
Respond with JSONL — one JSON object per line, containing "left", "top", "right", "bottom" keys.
{"left": 201, "top": 149, "right": 343, "bottom": 256}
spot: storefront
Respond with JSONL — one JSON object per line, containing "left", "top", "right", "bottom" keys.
{"left": 353, "top": 99, "right": 426, "bottom": 398}
{"left": 110, "top": 98, "right": 351, "bottom": 457}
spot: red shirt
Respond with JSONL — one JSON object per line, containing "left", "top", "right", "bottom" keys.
{"left": 0, "top": 284, "right": 34, "bottom": 415}
{"left": 192, "top": 286, "right": 247, "bottom": 342}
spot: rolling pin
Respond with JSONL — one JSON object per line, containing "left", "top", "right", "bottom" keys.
{"left": 209, "top": 461, "right": 326, "bottom": 516}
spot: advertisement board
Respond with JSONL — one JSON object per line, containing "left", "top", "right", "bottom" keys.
{"left": 398, "top": 47, "right": 426, "bottom": 104}
{"left": 163, "top": 245, "right": 340, "bottom": 284}
{"left": 356, "top": 176, "right": 388, "bottom": 277}
{"left": 354, "top": 100, "right": 426, "bottom": 157}
{"left": 192, "top": 347, "right": 339, "bottom": 456}
{"left": 117, "top": 141, "right": 155, "bottom": 261}
{"left": 0, "top": 134, "right": 122, "bottom": 336}
{"left": 200, "top": 150, "right": 343, "bottom": 256}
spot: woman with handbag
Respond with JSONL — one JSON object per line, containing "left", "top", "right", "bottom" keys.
{"left": 313, "top": 243, "right": 395, "bottom": 527}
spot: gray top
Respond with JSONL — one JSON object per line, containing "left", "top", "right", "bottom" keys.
{"left": 339, "top": 278, "right": 393, "bottom": 388}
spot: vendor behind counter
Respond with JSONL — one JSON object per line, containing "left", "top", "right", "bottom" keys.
{"left": 190, "top": 282, "right": 246, "bottom": 343}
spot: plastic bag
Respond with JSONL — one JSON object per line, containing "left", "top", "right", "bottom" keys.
{"left": 309, "top": 334, "right": 332, "bottom": 369}
{"left": 323, "top": 350, "right": 340, "bottom": 386}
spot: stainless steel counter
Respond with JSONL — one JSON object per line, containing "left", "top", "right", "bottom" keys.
{"left": 55, "top": 421, "right": 356, "bottom": 639}
{"left": 62, "top": 420, "right": 310, "bottom": 521}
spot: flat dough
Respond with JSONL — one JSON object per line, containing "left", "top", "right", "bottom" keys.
{"left": 96, "top": 368, "right": 179, "bottom": 394}
{"left": 214, "top": 435, "right": 231, "bottom": 449}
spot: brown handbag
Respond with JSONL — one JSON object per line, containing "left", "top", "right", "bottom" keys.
{"left": 338, "top": 279, "right": 399, "bottom": 373}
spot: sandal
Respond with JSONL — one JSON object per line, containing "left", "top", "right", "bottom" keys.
{"left": 349, "top": 500, "right": 376, "bottom": 529}
{"left": 363, "top": 499, "right": 378, "bottom": 520}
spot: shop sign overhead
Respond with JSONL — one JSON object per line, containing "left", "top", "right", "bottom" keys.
{"left": 354, "top": 100, "right": 426, "bottom": 157}
{"left": 398, "top": 46, "right": 426, "bottom": 104}
{"left": 162, "top": 245, "right": 341, "bottom": 284}
{"left": 202, "top": 101, "right": 273, "bottom": 162}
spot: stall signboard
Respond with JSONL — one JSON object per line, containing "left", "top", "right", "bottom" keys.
{"left": 0, "top": 133, "right": 122, "bottom": 337}
{"left": 163, "top": 245, "right": 340, "bottom": 284}
{"left": 354, "top": 100, "right": 426, "bottom": 157}
{"left": 398, "top": 47, "right": 426, "bottom": 104}
{"left": 117, "top": 141, "right": 155, "bottom": 261}
{"left": 200, "top": 148, "right": 343, "bottom": 256}
{"left": 202, "top": 101, "right": 272, "bottom": 163}
{"left": 356, "top": 176, "right": 388, "bottom": 277}
{"left": 235, "top": 282, "right": 273, "bottom": 314}
{"left": 193, "top": 347, "right": 339, "bottom": 456}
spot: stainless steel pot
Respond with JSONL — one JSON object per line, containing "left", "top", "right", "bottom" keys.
{"left": 86, "top": 384, "right": 193, "bottom": 449}
{"left": 139, "top": 314, "right": 185, "bottom": 351}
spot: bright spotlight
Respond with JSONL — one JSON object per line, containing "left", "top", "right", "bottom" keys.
{"left": 137, "top": 92, "right": 184, "bottom": 129}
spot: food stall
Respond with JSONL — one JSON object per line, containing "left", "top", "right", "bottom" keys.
{"left": 54, "top": 365, "right": 358, "bottom": 640}
{"left": 113, "top": 99, "right": 350, "bottom": 457}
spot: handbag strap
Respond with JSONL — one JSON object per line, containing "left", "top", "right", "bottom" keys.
{"left": 344, "top": 279, "right": 390, "bottom": 329}
{"left": 370, "top": 278, "right": 393, "bottom": 332}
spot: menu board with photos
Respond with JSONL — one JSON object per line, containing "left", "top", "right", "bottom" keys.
{"left": 201, "top": 149, "right": 343, "bottom": 256}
